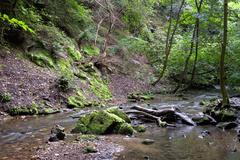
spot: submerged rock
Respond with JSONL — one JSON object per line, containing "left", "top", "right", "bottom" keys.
{"left": 216, "top": 122, "right": 238, "bottom": 130}
{"left": 142, "top": 139, "right": 155, "bottom": 145}
{"left": 72, "top": 108, "right": 134, "bottom": 135}
{"left": 49, "top": 125, "right": 65, "bottom": 142}
{"left": 192, "top": 113, "right": 217, "bottom": 125}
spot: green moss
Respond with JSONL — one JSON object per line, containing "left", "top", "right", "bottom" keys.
{"left": 67, "top": 91, "right": 102, "bottom": 108}
{"left": 67, "top": 91, "right": 87, "bottom": 108}
{"left": 40, "top": 108, "right": 60, "bottom": 115}
{"left": 128, "top": 92, "right": 154, "bottom": 101}
{"left": 81, "top": 45, "right": 100, "bottom": 56}
{"left": 67, "top": 46, "right": 82, "bottom": 61}
{"left": 107, "top": 107, "right": 131, "bottom": 123}
{"left": 77, "top": 134, "right": 98, "bottom": 141}
{"left": 28, "top": 50, "right": 55, "bottom": 68}
{"left": 8, "top": 103, "right": 39, "bottom": 116}
{"left": 74, "top": 70, "right": 89, "bottom": 80}
{"left": 118, "top": 123, "right": 134, "bottom": 135}
{"left": 57, "top": 58, "right": 73, "bottom": 78}
{"left": 89, "top": 76, "right": 112, "bottom": 100}
{"left": 72, "top": 109, "right": 132, "bottom": 135}
{"left": 83, "top": 146, "right": 98, "bottom": 153}
{"left": 0, "top": 92, "right": 12, "bottom": 103}
{"left": 133, "top": 125, "right": 146, "bottom": 132}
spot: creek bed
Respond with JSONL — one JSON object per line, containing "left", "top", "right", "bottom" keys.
{"left": 1, "top": 90, "right": 240, "bottom": 160}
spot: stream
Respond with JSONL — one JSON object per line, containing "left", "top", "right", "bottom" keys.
{"left": 1, "top": 89, "right": 240, "bottom": 160}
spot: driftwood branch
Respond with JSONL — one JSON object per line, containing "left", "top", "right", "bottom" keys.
{"left": 127, "top": 105, "right": 196, "bottom": 126}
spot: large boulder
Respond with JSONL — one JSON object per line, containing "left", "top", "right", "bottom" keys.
{"left": 72, "top": 108, "right": 134, "bottom": 135}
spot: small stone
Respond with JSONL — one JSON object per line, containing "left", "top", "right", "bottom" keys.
{"left": 142, "top": 139, "right": 155, "bottom": 145}
{"left": 48, "top": 125, "right": 65, "bottom": 142}
{"left": 144, "top": 156, "right": 150, "bottom": 160}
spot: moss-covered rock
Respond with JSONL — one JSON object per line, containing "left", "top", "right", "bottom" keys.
{"left": 192, "top": 115, "right": 212, "bottom": 125}
{"left": 118, "top": 123, "right": 134, "bottom": 135}
{"left": 133, "top": 125, "right": 146, "bottom": 132}
{"left": 72, "top": 108, "right": 133, "bottom": 135}
{"left": 107, "top": 107, "right": 131, "bottom": 123}
{"left": 203, "top": 99, "right": 238, "bottom": 122}
{"left": 7, "top": 104, "right": 39, "bottom": 116}
{"left": 128, "top": 92, "right": 154, "bottom": 102}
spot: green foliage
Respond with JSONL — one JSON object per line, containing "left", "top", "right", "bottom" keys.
{"left": 121, "top": 0, "right": 156, "bottom": 34}
{"left": 0, "top": 13, "right": 34, "bottom": 33}
{"left": 45, "top": 0, "right": 92, "bottom": 39}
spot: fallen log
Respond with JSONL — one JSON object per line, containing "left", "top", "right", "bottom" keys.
{"left": 126, "top": 110, "right": 176, "bottom": 127}
{"left": 130, "top": 105, "right": 176, "bottom": 117}
{"left": 128, "top": 105, "right": 196, "bottom": 126}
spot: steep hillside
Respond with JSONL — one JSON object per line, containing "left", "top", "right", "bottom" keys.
{"left": 0, "top": 0, "right": 159, "bottom": 118}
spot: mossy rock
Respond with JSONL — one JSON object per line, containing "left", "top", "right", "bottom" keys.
{"left": 133, "top": 125, "right": 146, "bottom": 132}
{"left": 39, "top": 108, "right": 60, "bottom": 115}
{"left": 107, "top": 107, "right": 131, "bottom": 123}
{"left": 128, "top": 92, "right": 154, "bottom": 102}
{"left": 118, "top": 123, "right": 134, "bottom": 135}
{"left": 72, "top": 109, "right": 133, "bottom": 135}
{"left": 7, "top": 106, "right": 39, "bottom": 116}
{"left": 192, "top": 115, "right": 212, "bottom": 125}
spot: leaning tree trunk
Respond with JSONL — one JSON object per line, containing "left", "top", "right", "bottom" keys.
{"left": 190, "top": 0, "right": 204, "bottom": 84}
{"left": 220, "top": 0, "right": 230, "bottom": 107}
{"left": 152, "top": 0, "right": 185, "bottom": 86}
{"left": 173, "top": 24, "right": 196, "bottom": 93}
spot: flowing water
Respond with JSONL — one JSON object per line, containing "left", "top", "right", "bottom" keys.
{"left": 1, "top": 89, "right": 240, "bottom": 160}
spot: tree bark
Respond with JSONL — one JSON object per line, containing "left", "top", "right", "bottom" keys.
{"left": 220, "top": 0, "right": 230, "bottom": 107}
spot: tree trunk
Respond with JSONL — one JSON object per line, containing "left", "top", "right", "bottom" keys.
{"left": 190, "top": 0, "right": 204, "bottom": 84}
{"left": 152, "top": 0, "right": 185, "bottom": 86}
{"left": 173, "top": 24, "right": 196, "bottom": 93}
{"left": 220, "top": 0, "right": 230, "bottom": 107}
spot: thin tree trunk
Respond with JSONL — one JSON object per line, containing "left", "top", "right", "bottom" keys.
{"left": 220, "top": 0, "right": 230, "bottom": 107}
{"left": 190, "top": 0, "right": 204, "bottom": 84}
{"left": 153, "top": 0, "right": 185, "bottom": 85}
{"left": 173, "top": 24, "right": 196, "bottom": 93}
